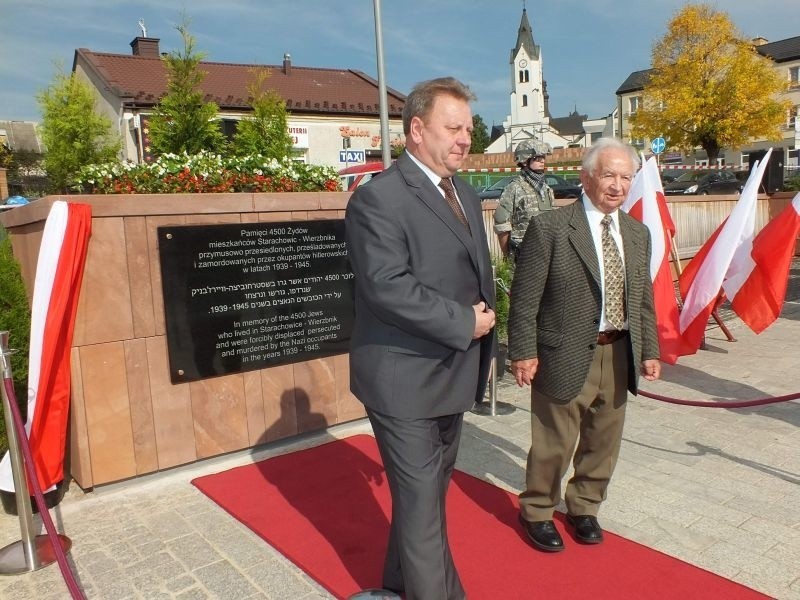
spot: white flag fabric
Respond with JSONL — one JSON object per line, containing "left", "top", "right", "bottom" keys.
{"left": 0, "top": 201, "right": 92, "bottom": 493}
{"left": 678, "top": 150, "right": 772, "bottom": 352}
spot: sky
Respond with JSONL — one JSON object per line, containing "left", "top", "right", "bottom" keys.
{"left": 2, "top": 0, "right": 798, "bottom": 129}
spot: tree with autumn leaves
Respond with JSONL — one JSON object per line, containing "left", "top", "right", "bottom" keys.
{"left": 630, "top": 3, "right": 790, "bottom": 163}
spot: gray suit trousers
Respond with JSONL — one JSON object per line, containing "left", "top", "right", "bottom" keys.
{"left": 367, "top": 408, "right": 466, "bottom": 600}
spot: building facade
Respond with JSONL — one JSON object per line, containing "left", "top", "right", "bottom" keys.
{"left": 615, "top": 35, "right": 800, "bottom": 169}
{"left": 72, "top": 37, "right": 406, "bottom": 170}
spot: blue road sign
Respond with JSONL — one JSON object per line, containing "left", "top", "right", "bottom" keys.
{"left": 651, "top": 137, "right": 666, "bottom": 155}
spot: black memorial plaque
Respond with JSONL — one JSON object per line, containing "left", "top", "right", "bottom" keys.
{"left": 158, "top": 220, "right": 353, "bottom": 382}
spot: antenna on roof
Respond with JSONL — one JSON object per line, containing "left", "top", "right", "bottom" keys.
{"left": 138, "top": 18, "right": 147, "bottom": 38}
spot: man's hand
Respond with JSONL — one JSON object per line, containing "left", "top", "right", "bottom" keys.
{"left": 511, "top": 358, "right": 538, "bottom": 387}
{"left": 641, "top": 359, "right": 661, "bottom": 381}
{"left": 472, "top": 301, "right": 496, "bottom": 339}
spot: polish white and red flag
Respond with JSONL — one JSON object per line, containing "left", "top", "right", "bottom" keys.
{"left": 622, "top": 156, "right": 689, "bottom": 363}
{"left": 724, "top": 192, "right": 800, "bottom": 333}
{"left": 0, "top": 201, "right": 92, "bottom": 493}
{"left": 678, "top": 149, "right": 772, "bottom": 353}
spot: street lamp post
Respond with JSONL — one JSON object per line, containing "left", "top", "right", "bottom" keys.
{"left": 372, "top": 0, "right": 392, "bottom": 168}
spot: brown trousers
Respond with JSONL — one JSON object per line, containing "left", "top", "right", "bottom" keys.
{"left": 520, "top": 337, "right": 629, "bottom": 521}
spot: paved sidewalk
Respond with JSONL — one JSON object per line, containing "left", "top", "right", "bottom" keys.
{"left": 1, "top": 299, "right": 798, "bottom": 599}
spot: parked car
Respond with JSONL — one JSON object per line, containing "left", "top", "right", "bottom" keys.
{"left": 549, "top": 174, "right": 583, "bottom": 199}
{"left": 663, "top": 170, "right": 740, "bottom": 195}
{"left": 477, "top": 176, "right": 515, "bottom": 200}
{"left": 734, "top": 170, "right": 767, "bottom": 194}
{"left": 660, "top": 171, "right": 679, "bottom": 184}
{"left": 478, "top": 173, "right": 582, "bottom": 201}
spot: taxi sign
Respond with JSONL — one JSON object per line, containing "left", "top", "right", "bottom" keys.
{"left": 339, "top": 149, "right": 365, "bottom": 163}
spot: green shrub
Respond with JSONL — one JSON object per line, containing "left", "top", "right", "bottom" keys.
{"left": 493, "top": 257, "right": 513, "bottom": 342}
{"left": 784, "top": 174, "right": 800, "bottom": 192}
{"left": 0, "top": 230, "right": 31, "bottom": 454}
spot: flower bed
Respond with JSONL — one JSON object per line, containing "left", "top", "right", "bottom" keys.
{"left": 77, "top": 151, "right": 341, "bottom": 194}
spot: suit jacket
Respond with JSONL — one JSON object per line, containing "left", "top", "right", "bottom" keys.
{"left": 345, "top": 151, "right": 496, "bottom": 418}
{"left": 508, "top": 199, "right": 660, "bottom": 401}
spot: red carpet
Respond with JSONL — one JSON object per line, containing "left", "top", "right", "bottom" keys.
{"left": 192, "top": 435, "right": 766, "bottom": 599}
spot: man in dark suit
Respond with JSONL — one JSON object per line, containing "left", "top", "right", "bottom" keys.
{"left": 508, "top": 137, "right": 661, "bottom": 553}
{"left": 345, "top": 77, "right": 496, "bottom": 599}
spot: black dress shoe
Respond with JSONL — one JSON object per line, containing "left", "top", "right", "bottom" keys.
{"left": 518, "top": 514, "right": 564, "bottom": 552}
{"left": 567, "top": 514, "right": 603, "bottom": 544}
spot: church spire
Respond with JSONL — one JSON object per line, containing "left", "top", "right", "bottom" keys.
{"left": 512, "top": 8, "right": 539, "bottom": 62}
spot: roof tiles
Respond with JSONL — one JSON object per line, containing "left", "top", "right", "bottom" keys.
{"left": 76, "top": 49, "right": 406, "bottom": 117}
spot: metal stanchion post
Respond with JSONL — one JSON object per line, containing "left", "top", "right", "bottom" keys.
{"left": 0, "top": 330, "right": 71, "bottom": 575}
{"left": 471, "top": 267, "right": 514, "bottom": 416}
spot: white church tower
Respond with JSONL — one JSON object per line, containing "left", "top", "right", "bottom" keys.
{"left": 510, "top": 8, "right": 547, "bottom": 132}
{"left": 486, "top": 7, "right": 564, "bottom": 155}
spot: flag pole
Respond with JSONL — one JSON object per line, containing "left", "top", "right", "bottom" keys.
{"left": 672, "top": 228, "right": 736, "bottom": 344}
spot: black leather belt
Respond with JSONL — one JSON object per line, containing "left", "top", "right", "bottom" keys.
{"left": 597, "top": 330, "right": 628, "bottom": 345}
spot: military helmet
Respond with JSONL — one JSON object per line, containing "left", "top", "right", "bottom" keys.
{"left": 514, "top": 140, "right": 551, "bottom": 165}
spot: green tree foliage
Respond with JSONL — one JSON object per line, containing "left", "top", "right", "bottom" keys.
{"left": 630, "top": 3, "right": 789, "bottom": 162}
{"left": 0, "top": 231, "right": 32, "bottom": 452}
{"left": 231, "top": 69, "right": 294, "bottom": 160}
{"left": 0, "top": 143, "right": 13, "bottom": 170}
{"left": 471, "top": 114, "right": 491, "bottom": 154}
{"left": 147, "top": 23, "right": 226, "bottom": 156}
{"left": 37, "top": 71, "right": 120, "bottom": 193}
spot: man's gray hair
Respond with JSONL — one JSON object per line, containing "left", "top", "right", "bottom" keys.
{"left": 582, "top": 138, "right": 640, "bottom": 174}
{"left": 402, "top": 77, "right": 476, "bottom": 134}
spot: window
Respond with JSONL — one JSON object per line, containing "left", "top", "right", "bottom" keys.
{"left": 522, "top": 95, "right": 528, "bottom": 107}
{"left": 221, "top": 119, "right": 239, "bottom": 141}
{"left": 790, "top": 105, "right": 799, "bottom": 128}
{"left": 519, "top": 70, "right": 530, "bottom": 83}
{"left": 629, "top": 96, "right": 641, "bottom": 114}
{"left": 789, "top": 66, "right": 800, "bottom": 87}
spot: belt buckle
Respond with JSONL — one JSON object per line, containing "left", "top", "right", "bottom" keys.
{"left": 597, "top": 330, "right": 619, "bottom": 345}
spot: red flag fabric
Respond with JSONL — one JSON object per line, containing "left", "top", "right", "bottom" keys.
{"left": 678, "top": 150, "right": 772, "bottom": 353}
{"left": 0, "top": 201, "right": 92, "bottom": 492}
{"left": 622, "top": 157, "right": 689, "bottom": 364}
{"left": 726, "top": 193, "right": 800, "bottom": 333}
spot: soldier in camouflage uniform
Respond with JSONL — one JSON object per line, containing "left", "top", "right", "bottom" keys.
{"left": 493, "top": 140, "right": 556, "bottom": 263}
